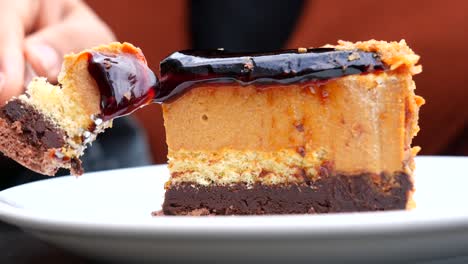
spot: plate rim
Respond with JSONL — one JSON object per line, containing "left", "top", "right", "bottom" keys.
{"left": 0, "top": 156, "right": 467, "bottom": 238}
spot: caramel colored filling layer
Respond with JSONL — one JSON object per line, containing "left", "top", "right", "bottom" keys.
{"left": 163, "top": 71, "right": 422, "bottom": 177}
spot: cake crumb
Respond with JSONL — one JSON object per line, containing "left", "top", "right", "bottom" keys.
{"left": 188, "top": 208, "right": 211, "bottom": 216}
{"left": 296, "top": 146, "right": 306, "bottom": 157}
{"left": 294, "top": 122, "right": 304, "bottom": 132}
{"left": 309, "top": 86, "right": 317, "bottom": 94}
{"left": 243, "top": 57, "right": 254, "bottom": 72}
{"left": 298, "top": 47, "right": 307, "bottom": 53}
{"left": 94, "top": 118, "right": 103, "bottom": 126}
{"left": 82, "top": 131, "right": 91, "bottom": 138}
{"left": 151, "top": 210, "right": 165, "bottom": 216}
{"left": 348, "top": 52, "right": 361, "bottom": 61}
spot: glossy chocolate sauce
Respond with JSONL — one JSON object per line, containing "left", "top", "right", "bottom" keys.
{"left": 87, "top": 48, "right": 386, "bottom": 119}
{"left": 87, "top": 51, "right": 158, "bottom": 121}
{"left": 155, "top": 48, "right": 386, "bottom": 102}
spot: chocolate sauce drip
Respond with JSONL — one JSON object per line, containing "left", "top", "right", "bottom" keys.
{"left": 87, "top": 51, "right": 158, "bottom": 121}
{"left": 155, "top": 48, "right": 386, "bottom": 103}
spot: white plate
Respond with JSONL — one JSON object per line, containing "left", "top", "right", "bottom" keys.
{"left": 0, "top": 156, "right": 467, "bottom": 263}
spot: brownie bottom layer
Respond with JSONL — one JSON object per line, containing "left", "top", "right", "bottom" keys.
{"left": 0, "top": 99, "right": 82, "bottom": 175}
{"left": 162, "top": 172, "right": 412, "bottom": 215}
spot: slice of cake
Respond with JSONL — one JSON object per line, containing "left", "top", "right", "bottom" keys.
{"left": 158, "top": 40, "right": 424, "bottom": 215}
{"left": 0, "top": 42, "right": 157, "bottom": 175}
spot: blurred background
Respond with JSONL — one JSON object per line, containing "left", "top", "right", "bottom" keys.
{"left": 86, "top": 0, "right": 468, "bottom": 163}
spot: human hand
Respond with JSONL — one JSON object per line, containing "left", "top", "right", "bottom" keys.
{"left": 0, "top": 0, "right": 115, "bottom": 105}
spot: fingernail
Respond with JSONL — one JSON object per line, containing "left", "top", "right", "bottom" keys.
{"left": 24, "top": 64, "right": 34, "bottom": 87}
{"left": 27, "top": 43, "right": 60, "bottom": 73}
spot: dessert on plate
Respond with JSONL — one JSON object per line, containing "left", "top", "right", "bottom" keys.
{"left": 0, "top": 42, "right": 157, "bottom": 175}
{"left": 0, "top": 39, "right": 424, "bottom": 216}
{"left": 158, "top": 40, "right": 424, "bottom": 215}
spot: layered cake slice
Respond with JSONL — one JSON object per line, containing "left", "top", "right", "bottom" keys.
{"left": 0, "top": 42, "right": 157, "bottom": 175}
{"left": 158, "top": 40, "right": 424, "bottom": 215}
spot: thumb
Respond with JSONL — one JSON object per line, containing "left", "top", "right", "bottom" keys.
{"left": 24, "top": 40, "right": 60, "bottom": 82}
{"left": 24, "top": 8, "right": 114, "bottom": 83}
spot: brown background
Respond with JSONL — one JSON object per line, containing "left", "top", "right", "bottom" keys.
{"left": 86, "top": 0, "right": 468, "bottom": 163}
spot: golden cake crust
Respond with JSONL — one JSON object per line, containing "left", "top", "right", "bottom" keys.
{"left": 331, "top": 39, "right": 422, "bottom": 74}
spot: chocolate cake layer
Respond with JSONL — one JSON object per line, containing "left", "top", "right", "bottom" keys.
{"left": 0, "top": 99, "right": 65, "bottom": 150}
{"left": 162, "top": 172, "right": 412, "bottom": 215}
{"left": 0, "top": 99, "right": 85, "bottom": 175}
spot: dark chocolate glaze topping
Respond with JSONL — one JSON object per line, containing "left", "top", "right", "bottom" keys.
{"left": 87, "top": 51, "right": 158, "bottom": 121}
{"left": 86, "top": 48, "right": 386, "bottom": 119}
{"left": 155, "top": 48, "right": 386, "bottom": 102}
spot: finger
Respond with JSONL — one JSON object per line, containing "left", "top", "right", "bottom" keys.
{"left": 33, "top": 0, "right": 79, "bottom": 29}
{"left": 0, "top": 12, "right": 25, "bottom": 105}
{"left": 0, "top": 0, "right": 39, "bottom": 105}
{"left": 24, "top": 3, "right": 115, "bottom": 82}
